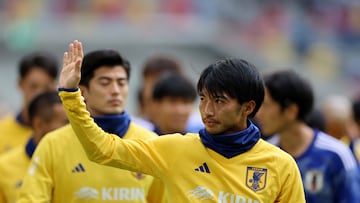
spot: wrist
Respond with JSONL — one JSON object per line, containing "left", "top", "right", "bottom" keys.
{"left": 58, "top": 87, "right": 79, "bottom": 92}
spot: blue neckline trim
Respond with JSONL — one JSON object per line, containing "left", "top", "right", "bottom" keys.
{"left": 58, "top": 87, "right": 79, "bottom": 92}
{"left": 16, "top": 113, "right": 30, "bottom": 127}
{"left": 25, "top": 137, "right": 36, "bottom": 158}
{"left": 92, "top": 112, "right": 131, "bottom": 138}
{"left": 199, "top": 120, "right": 261, "bottom": 158}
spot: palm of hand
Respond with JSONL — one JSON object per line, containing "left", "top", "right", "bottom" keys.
{"left": 59, "top": 40, "right": 83, "bottom": 89}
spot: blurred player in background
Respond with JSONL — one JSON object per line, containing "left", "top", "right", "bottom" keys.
{"left": 150, "top": 73, "right": 197, "bottom": 135}
{"left": 0, "top": 91, "right": 68, "bottom": 203}
{"left": 134, "top": 55, "right": 203, "bottom": 133}
{"left": 256, "top": 70, "right": 360, "bottom": 202}
{"left": 0, "top": 52, "right": 58, "bottom": 154}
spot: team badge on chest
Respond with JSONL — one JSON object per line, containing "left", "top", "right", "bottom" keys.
{"left": 246, "top": 166, "right": 267, "bottom": 192}
{"left": 304, "top": 170, "right": 323, "bottom": 193}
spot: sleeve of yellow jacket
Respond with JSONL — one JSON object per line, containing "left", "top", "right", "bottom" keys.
{"left": 17, "top": 137, "right": 54, "bottom": 203}
{"left": 59, "top": 90, "right": 177, "bottom": 177}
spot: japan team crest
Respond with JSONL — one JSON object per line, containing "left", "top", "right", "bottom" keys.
{"left": 246, "top": 166, "right": 267, "bottom": 192}
{"left": 304, "top": 170, "right": 323, "bottom": 193}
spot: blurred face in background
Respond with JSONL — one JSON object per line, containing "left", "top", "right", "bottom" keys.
{"left": 256, "top": 88, "right": 289, "bottom": 136}
{"left": 153, "top": 96, "right": 194, "bottom": 134}
{"left": 32, "top": 103, "right": 68, "bottom": 144}
{"left": 18, "top": 68, "right": 57, "bottom": 107}
{"left": 80, "top": 66, "right": 129, "bottom": 116}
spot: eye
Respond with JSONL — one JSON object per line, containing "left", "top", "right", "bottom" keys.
{"left": 214, "top": 96, "right": 226, "bottom": 104}
{"left": 117, "top": 80, "right": 127, "bottom": 87}
{"left": 100, "top": 81, "right": 110, "bottom": 86}
{"left": 199, "top": 95, "right": 205, "bottom": 101}
{"left": 99, "top": 78, "right": 111, "bottom": 86}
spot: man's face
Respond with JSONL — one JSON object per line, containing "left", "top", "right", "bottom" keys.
{"left": 153, "top": 97, "right": 195, "bottom": 134}
{"left": 199, "top": 90, "right": 249, "bottom": 135}
{"left": 18, "top": 68, "right": 57, "bottom": 107}
{"left": 80, "top": 66, "right": 129, "bottom": 116}
{"left": 255, "top": 88, "right": 288, "bottom": 136}
{"left": 33, "top": 103, "right": 68, "bottom": 144}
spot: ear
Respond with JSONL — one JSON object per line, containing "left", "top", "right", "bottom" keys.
{"left": 244, "top": 100, "right": 256, "bottom": 116}
{"left": 79, "top": 85, "right": 88, "bottom": 100}
{"left": 284, "top": 103, "right": 299, "bottom": 121}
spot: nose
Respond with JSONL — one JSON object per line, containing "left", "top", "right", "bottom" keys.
{"left": 110, "top": 82, "right": 121, "bottom": 94}
{"left": 202, "top": 101, "right": 214, "bottom": 117}
{"left": 174, "top": 102, "right": 193, "bottom": 116}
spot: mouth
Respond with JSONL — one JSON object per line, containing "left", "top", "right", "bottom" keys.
{"left": 204, "top": 119, "right": 218, "bottom": 127}
{"left": 109, "top": 99, "right": 122, "bottom": 106}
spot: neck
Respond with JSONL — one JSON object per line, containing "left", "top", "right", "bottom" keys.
{"left": 20, "top": 107, "right": 30, "bottom": 125}
{"left": 155, "top": 125, "right": 184, "bottom": 135}
{"left": 278, "top": 121, "right": 314, "bottom": 158}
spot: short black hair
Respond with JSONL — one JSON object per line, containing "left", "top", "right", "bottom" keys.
{"left": 28, "top": 91, "right": 62, "bottom": 125}
{"left": 152, "top": 73, "right": 196, "bottom": 102}
{"left": 264, "top": 70, "right": 314, "bottom": 121}
{"left": 197, "top": 58, "right": 265, "bottom": 118}
{"left": 305, "top": 109, "right": 325, "bottom": 131}
{"left": 79, "top": 49, "right": 130, "bottom": 87}
{"left": 19, "top": 52, "right": 58, "bottom": 79}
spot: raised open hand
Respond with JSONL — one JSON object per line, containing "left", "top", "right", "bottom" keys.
{"left": 59, "top": 40, "right": 83, "bottom": 89}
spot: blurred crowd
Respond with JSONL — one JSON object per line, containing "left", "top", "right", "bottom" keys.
{"left": 1, "top": 0, "right": 359, "bottom": 97}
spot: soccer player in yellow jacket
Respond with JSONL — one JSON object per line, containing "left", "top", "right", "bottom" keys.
{"left": 0, "top": 91, "right": 68, "bottom": 203}
{"left": 0, "top": 52, "right": 59, "bottom": 155}
{"left": 56, "top": 40, "right": 306, "bottom": 202}
{"left": 18, "top": 49, "right": 165, "bottom": 203}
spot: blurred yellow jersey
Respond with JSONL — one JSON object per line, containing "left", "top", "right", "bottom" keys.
{"left": 0, "top": 115, "right": 32, "bottom": 155}
{"left": 0, "top": 145, "right": 29, "bottom": 203}
{"left": 18, "top": 124, "right": 165, "bottom": 203}
{"left": 58, "top": 89, "right": 305, "bottom": 203}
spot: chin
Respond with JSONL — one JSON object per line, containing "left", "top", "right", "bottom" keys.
{"left": 205, "top": 128, "right": 221, "bottom": 135}
{"left": 106, "top": 108, "right": 123, "bottom": 115}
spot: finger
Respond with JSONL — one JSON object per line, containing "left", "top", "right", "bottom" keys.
{"left": 78, "top": 41, "right": 83, "bottom": 58}
{"left": 68, "top": 43, "right": 74, "bottom": 62}
{"left": 73, "top": 40, "right": 78, "bottom": 58}
{"left": 63, "top": 52, "right": 69, "bottom": 66}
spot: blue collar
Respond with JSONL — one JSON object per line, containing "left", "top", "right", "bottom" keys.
{"left": 92, "top": 112, "right": 131, "bottom": 138}
{"left": 199, "top": 120, "right": 261, "bottom": 158}
{"left": 153, "top": 126, "right": 163, "bottom": 135}
{"left": 25, "top": 137, "right": 36, "bottom": 158}
{"left": 16, "top": 112, "right": 30, "bottom": 127}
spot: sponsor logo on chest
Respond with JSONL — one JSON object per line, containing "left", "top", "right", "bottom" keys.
{"left": 74, "top": 187, "right": 145, "bottom": 201}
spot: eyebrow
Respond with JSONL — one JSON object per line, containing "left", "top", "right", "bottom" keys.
{"left": 98, "top": 76, "right": 128, "bottom": 81}
{"left": 215, "top": 95, "right": 227, "bottom": 100}
{"left": 199, "top": 91, "right": 228, "bottom": 100}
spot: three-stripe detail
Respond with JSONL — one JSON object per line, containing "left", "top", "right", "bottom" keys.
{"left": 72, "top": 163, "right": 86, "bottom": 172}
{"left": 194, "top": 162, "right": 211, "bottom": 173}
